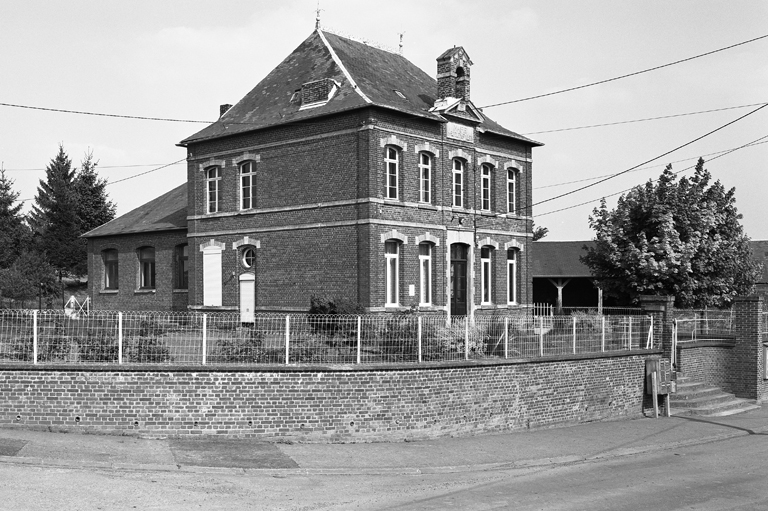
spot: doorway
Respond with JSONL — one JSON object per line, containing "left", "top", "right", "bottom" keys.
{"left": 450, "top": 244, "right": 468, "bottom": 316}
{"left": 239, "top": 273, "right": 255, "bottom": 323}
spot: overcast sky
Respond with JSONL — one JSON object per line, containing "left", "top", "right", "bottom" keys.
{"left": 1, "top": 1, "right": 766, "bottom": 241}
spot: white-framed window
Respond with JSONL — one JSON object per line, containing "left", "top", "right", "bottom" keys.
{"left": 175, "top": 244, "right": 188, "bottom": 290}
{"left": 385, "top": 240, "right": 399, "bottom": 306}
{"left": 481, "top": 246, "right": 492, "bottom": 304}
{"left": 507, "top": 169, "right": 516, "bottom": 214}
{"left": 481, "top": 164, "right": 492, "bottom": 211}
{"left": 419, "top": 153, "right": 431, "bottom": 203}
{"left": 453, "top": 159, "right": 464, "bottom": 208}
{"left": 206, "top": 167, "right": 222, "bottom": 214}
{"left": 138, "top": 247, "right": 156, "bottom": 290}
{"left": 240, "top": 161, "right": 256, "bottom": 210}
{"left": 385, "top": 147, "right": 399, "bottom": 200}
{"left": 507, "top": 248, "right": 518, "bottom": 304}
{"left": 241, "top": 246, "right": 257, "bottom": 269}
{"left": 419, "top": 243, "right": 432, "bottom": 306}
{"left": 102, "top": 249, "right": 118, "bottom": 290}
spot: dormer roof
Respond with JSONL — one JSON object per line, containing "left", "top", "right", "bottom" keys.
{"left": 179, "top": 30, "right": 541, "bottom": 147}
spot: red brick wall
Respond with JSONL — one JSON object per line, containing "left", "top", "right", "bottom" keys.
{"left": 677, "top": 343, "right": 737, "bottom": 392}
{"left": 0, "top": 352, "right": 654, "bottom": 441}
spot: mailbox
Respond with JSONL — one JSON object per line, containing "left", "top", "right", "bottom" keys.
{"left": 646, "top": 358, "right": 673, "bottom": 395}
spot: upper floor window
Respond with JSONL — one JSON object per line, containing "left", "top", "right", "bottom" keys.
{"left": 175, "top": 244, "right": 188, "bottom": 289}
{"left": 240, "top": 161, "right": 256, "bottom": 210}
{"left": 206, "top": 167, "right": 222, "bottom": 214}
{"left": 481, "top": 164, "right": 492, "bottom": 211}
{"left": 419, "top": 153, "right": 431, "bottom": 203}
{"left": 385, "top": 240, "right": 399, "bottom": 306}
{"left": 419, "top": 243, "right": 432, "bottom": 306}
{"left": 481, "top": 246, "right": 492, "bottom": 304}
{"left": 102, "top": 249, "right": 118, "bottom": 290}
{"left": 385, "top": 147, "right": 399, "bottom": 200}
{"left": 452, "top": 159, "right": 464, "bottom": 208}
{"left": 138, "top": 247, "right": 156, "bottom": 290}
{"left": 507, "top": 169, "right": 516, "bottom": 214}
{"left": 507, "top": 248, "right": 518, "bottom": 304}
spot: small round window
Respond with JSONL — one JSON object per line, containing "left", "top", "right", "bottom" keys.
{"left": 241, "top": 247, "right": 256, "bottom": 268}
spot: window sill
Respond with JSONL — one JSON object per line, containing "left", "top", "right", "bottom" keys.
{"left": 134, "top": 289, "right": 156, "bottom": 295}
{"left": 173, "top": 289, "right": 189, "bottom": 293}
{"left": 417, "top": 203, "right": 438, "bottom": 211}
{"left": 99, "top": 290, "right": 119, "bottom": 295}
{"left": 480, "top": 211, "right": 495, "bottom": 217}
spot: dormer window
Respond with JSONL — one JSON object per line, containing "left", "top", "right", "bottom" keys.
{"left": 299, "top": 78, "right": 339, "bottom": 110}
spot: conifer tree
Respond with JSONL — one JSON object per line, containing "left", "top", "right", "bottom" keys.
{"left": 0, "top": 168, "right": 29, "bottom": 268}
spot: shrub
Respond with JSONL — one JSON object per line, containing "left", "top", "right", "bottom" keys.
{"left": 125, "top": 319, "right": 171, "bottom": 363}
{"left": 210, "top": 327, "right": 270, "bottom": 363}
{"left": 78, "top": 330, "right": 118, "bottom": 363}
{"left": 423, "top": 321, "right": 484, "bottom": 361}
{"left": 308, "top": 295, "right": 363, "bottom": 342}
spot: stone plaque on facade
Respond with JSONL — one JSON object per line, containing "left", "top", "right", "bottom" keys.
{"left": 447, "top": 122, "right": 474, "bottom": 143}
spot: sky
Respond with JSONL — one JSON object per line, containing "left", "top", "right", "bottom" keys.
{"left": 1, "top": 0, "right": 766, "bottom": 241}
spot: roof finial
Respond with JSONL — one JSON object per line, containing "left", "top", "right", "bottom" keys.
{"left": 315, "top": 0, "right": 323, "bottom": 30}
{"left": 398, "top": 31, "right": 405, "bottom": 55}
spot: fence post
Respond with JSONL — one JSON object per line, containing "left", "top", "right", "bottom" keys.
{"left": 285, "top": 315, "right": 290, "bottom": 365}
{"left": 465, "top": 318, "right": 469, "bottom": 360}
{"left": 504, "top": 317, "right": 509, "bottom": 359}
{"left": 539, "top": 316, "right": 544, "bottom": 357}
{"left": 417, "top": 316, "right": 422, "bottom": 363}
{"left": 202, "top": 314, "right": 207, "bottom": 365}
{"left": 671, "top": 319, "right": 677, "bottom": 369}
{"left": 32, "top": 310, "right": 38, "bottom": 365}
{"left": 572, "top": 315, "right": 577, "bottom": 354}
{"left": 601, "top": 316, "right": 606, "bottom": 352}
{"left": 356, "top": 316, "right": 362, "bottom": 364}
{"left": 628, "top": 317, "right": 633, "bottom": 350}
{"left": 118, "top": 312, "right": 123, "bottom": 364}
{"left": 647, "top": 315, "right": 653, "bottom": 349}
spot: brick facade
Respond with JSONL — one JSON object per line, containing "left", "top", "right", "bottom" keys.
{"left": 0, "top": 352, "right": 655, "bottom": 441}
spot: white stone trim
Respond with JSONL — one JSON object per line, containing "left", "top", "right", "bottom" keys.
{"left": 199, "top": 239, "right": 226, "bottom": 252}
{"left": 505, "top": 161, "right": 524, "bottom": 172}
{"left": 317, "top": 29, "right": 372, "bottom": 104}
{"left": 448, "top": 148, "right": 472, "bottom": 164}
{"left": 198, "top": 159, "right": 226, "bottom": 172}
{"left": 414, "top": 142, "right": 439, "bottom": 158}
{"left": 380, "top": 135, "right": 407, "bottom": 151}
{"left": 504, "top": 240, "right": 525, "bottom": 252}
{"left": 477, "top": 237, "right": 499, "bottom": 250}
{"left": 232, "top": 237, "right": 261, "bottom": 250}
{"left": 233, "top": 153, "right": 261, "bottom": 166}
{"left": 477, "top": 155, "right": 498, "bottom": 168}
{"left": 415, "top": 233, "right": 440, "bottom": 246}
{"left": 380, "top": 229, "right": 408, "bottom": 244}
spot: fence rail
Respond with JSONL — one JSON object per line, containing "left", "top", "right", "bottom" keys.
{"left": 0, "top": 310, "right": 653, "bottom": 367}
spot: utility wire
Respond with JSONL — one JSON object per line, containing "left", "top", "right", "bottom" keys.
{"left": 536, "top": 133, "right": 768, "bottom": 218}
{"left": 529, "top": 103, "right": 768, "bottom": 210}
{"left": 107, "top": 159, "right": 186, "bottom": 185}
{"left": 0, "top": 102, "right": 211, "bottom": 123}
{"left": 534, "top": 139, "right": 768, "bottom": 190}
{"left": 480, "top": 33, "right": 768, "bottom": 109}
{"left": 523, "top": 102, "right": 768, "bottom": 135}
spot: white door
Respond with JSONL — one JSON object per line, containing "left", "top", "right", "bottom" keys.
{"left": 202, "top": 246, "right": 223, "bottom": 306}
{"left": 239, "top": 273, "right": 255, "bottom": 323}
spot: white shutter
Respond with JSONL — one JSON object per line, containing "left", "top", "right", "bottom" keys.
{"left": 202, "top": 248, "right": 222, "bottom": 306}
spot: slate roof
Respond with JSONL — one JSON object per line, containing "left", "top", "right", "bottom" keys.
{"left": 180, "top": 30, "right": 541, "bottom": 147}
{"left": 82, "top": 183, "right": 187, "bottom": 238}
{"left": 531, "top": 241, "right": 595, "bottom": 278}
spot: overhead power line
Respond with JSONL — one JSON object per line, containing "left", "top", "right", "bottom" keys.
{"left": 529, "top": 103, "right": 768, "bottom": 211}
{"left": 0, "top": 102, "right": 211, "bottom": 123}
{"left": 107, "top": 159, "right": 187, "bottom": 185}
{"left": 481, "top": 33, "right": 768, "bottom": 109}
{"left": 535, "top": 133, "right": 768, "bottom": 218}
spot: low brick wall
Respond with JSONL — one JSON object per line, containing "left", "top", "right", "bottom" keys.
{"left": 676, "top": 339, "right": 737, "bottom": 393}
{"left": 0, "top": 351, "right": 658, "bottom": 442}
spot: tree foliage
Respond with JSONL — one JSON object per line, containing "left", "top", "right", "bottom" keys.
{"left": 0, "top": 169, "right": 29, "bottom": 268}
{"left": 532, "top": 221, "right": 549, "bottom": 241}
{"left": 0, "top": 249, "right": 59, "bottom": 302}
{"left": 581, "top": 159, "right": 762, "bottom": 308}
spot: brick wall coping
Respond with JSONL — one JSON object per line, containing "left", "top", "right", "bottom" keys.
{"left": 678, "top": 337, "right": 737, "bottom": 349}
{"left": 0, "top": 348, "right": 660, "bottom": 374}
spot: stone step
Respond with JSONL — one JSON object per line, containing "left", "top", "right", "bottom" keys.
{"left": 672, "top": 383, "right": 724, "bottom": 399}
{"left": 670, "top": 392, "right": 738, "bottom": 408}
{"left": 671, "top": 399, "right": 760, "bottom": 417}
{"left": 669, "top": 374, "right": 761, "bottom": 417}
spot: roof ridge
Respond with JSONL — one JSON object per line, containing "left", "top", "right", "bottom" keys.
{"left": 316, "top": 29, "right": 372, "bottom": 105}
{"left": 319, "top": 26, "right": 399, "bottom": 55}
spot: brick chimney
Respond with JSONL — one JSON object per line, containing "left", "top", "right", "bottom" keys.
{"left": 219, "top": 104, "right": 232, "bottom": 118}
{"left": 436, "top": 47, "right": 473, "bottom": 101}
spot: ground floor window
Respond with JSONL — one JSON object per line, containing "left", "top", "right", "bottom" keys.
{"left": 507, "top": 248, "right": 518, "bottom": 304}
{"left": 103, "top": 249, "right": 118, "bottom": 290}
{"left": 138, "top": 247, "right": 155, "bottom": 289}
{"left": 385, "top": 240, "right": 399, "bottom": 306}
{"left": 419, "top": 243, "right": 432, "bottom": 305}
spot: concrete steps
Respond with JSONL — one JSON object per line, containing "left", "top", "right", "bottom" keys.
{"left": 670, "top": 375, "right": 760, "bottom": 417}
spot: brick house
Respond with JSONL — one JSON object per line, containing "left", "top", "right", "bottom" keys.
{"left": 85, "top": 28, "right": 542, "bottom": 317}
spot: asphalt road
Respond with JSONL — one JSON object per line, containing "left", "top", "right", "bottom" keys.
{"left": 2, "top": 430, "right": 767, "bottom": 510}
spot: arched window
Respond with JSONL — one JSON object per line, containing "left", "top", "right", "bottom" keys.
{"left": 481, "top": 164, "right": 493, "bottom": 211}
{"left": 419, "top": 243, "right": 433, "bottom": 306}
{"left": 102, "top": 249, "right": 118, "bottom": 290}
{"left": 507, "top": 248, "right": 518, "bottom": 304}
{"left": 452, "top": 159, "right": 464, "bottom": 208}
{"left": 175, "top": 244, "right": 188, "bottom": 290}
{"left": 507, "top": 169, "right": 516, "bottom": 214}
{"left": 240, "top": 161, "right": 256, "bottom": 210}
{"left": 481, "top": 246, "right": 493, "bottom": 304}
{"left": 241, "top": 246, "right": 257, "bottom": 269}
{"left": 384, "top": 240, "right": 400, "bottom": 306}
{"left": 418, "top": 153, "right": 432, "bottom": 203}
{"left": 206, "top": 167, "right": 222, "bottom": 214}
{"left": 385, "top": 146, "right": 399, "bottom": 200}
{"left": 138, "top": 247, "right": 155, "bottom": 290}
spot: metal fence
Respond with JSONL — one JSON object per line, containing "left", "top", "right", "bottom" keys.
{"left": 0, "top": 309, "right": 653, "bottom": 366}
